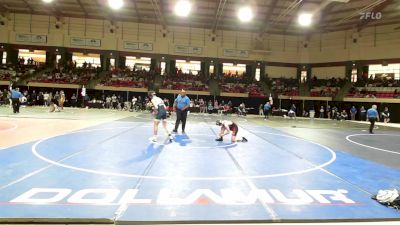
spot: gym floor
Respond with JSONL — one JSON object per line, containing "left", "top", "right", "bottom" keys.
{"left": 0, "top": 106, "right": 399, "bottom": 224}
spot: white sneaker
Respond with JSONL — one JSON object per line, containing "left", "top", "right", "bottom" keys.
{"left": 149, "top": 136, "right": 157, "bottom": 142}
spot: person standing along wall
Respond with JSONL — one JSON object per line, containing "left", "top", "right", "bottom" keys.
{"left": 350, "top": 106, "right": 357, "bottom": 120}
{"left": 360, "top": 106, "right": 367, "bottom": 121}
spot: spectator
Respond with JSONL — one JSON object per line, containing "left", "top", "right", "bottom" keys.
{"left": 359, "top": 106, "right": 367, "bottom": 121}
{"left": 350, "top": 106, "right": 357, "bottom": 120}
{"left": 71, "top": 93, "right": 77, "bottom": 107}
{"left": 319, "top": 106, "right": 324, "bottom": 118}
{"left": 259, "top": 104, "right": 264, "bottom": 116}
{"left": 381, "top": 107, "right": 390, "bottom": 123}
{"left": 264, "top": 102, "right": 271, "bottom": 120}
{"left": 340, "top": 110, "right": 348, "bottom": 121}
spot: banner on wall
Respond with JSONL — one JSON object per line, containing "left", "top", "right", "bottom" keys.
{"left": 188, "top": 46, "right": 202, "bottom": 55}
{"left": 85, "top": 38, "right": 101, "bottom": 47}
{"left": 31, "top": 35, "right": 47, "bottom": 43}
{"left": 175, "top": 45, "right": 202, "bottom": 55}
{"left": 223, "top": 49, "right": 249, "bottom": 58}
{"left": 70, "top": 37, "right": 86, "bottom": 46}
{"left": 71, "top": 37, "right": 101, "bottom": 47}
{"left": 16, "top": 34, "right": 47, "bottom": 43}
{"left": 139, "top": 42, "right": 153, "bottom": 51}
{"left": 124, "top": 41, "right": 153, "bottom": 51}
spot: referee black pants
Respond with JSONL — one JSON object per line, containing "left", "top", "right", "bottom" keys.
{"left": 174, "top": 109, "right": 188, "bottom": 132}
{"left": 369, "top": 117, "right": 377, "bottom": 133}
{"left": 11, "top": 98, "right": 20, "bottom": 113}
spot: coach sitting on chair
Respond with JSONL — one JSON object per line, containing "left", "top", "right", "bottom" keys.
{"left": 173, "top": 89, "right": 190, "bottom": 134}
{"left": 10, "top": 86, "right": 23, "bottom": 114}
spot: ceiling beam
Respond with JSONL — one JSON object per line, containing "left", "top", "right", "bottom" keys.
{"left": 132, "top": 0, "right": 141, "bottom": 23}
{"left": 76, "top": 0, "right": 88, "bottom": 16}
{"left": 43, "top": 1, "right": 64, "bottom": 18}
{"left": 283, "top": 1, "right": 305, "bottom": 32}
{"left": 266, "top": 0, "right": 302, "bottom": 32}
{"left": 21, "top": 0, "right": 34, "bottom": 13}
{"left": 357, "top": 0, "right": 394, "bottom": 32}
{"left": 259, "top": 0, "right": 279, "bottom": 34}
{"left": 0, "top": 0, "right": 8, "bottom": 12}
{"left": 212, "top": 0, "right": 228, "bottom": 32}
{"left": 149, "top": 0, "right": 166, "bottom": 28}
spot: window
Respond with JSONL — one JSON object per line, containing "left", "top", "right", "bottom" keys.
{"left": 110, "top": 58, "right": 115, "bottom": 69}
{"left": 72, "top": 53, "right": 101, "bottom": 68}
{"left": 368, "top": 64, "right": 400, "bottom": 80}
{"left": 160, "top": 62, "right": 166, "bottom": 75}
{"left": 209, "top": 65, "right": 214, "bottom": 74}
{"left": 222, "top": 63, "right": 246, "bottom": 75}
{"left": 18, "top": 49, "right": 46, "bottom": 64}
{"left": 176, "top": 60, "right": 201, "bottom": 75}
{"left": 125, "top": 57, "right": 151, "bottom": 71}
{"left": 1, "top": 52, "right": 6, "bottom": 64}
{"left": 56, "top": 55, "right": 62, "bottom": 64}
{"left": 351, "top": 68, "right": 357, "bottom": 83}
{"left": 255, "top": 68, "right": 261, "bottom": 81}
{"left": 300, "top": 70, "right": 307, "bottom": 83}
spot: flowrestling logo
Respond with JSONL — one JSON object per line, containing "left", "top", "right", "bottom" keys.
{"left": 10, "top": 188, "right": 357, "bottom": 205}
{"left": 360, "top": 12, "right": 382, "bottom": 20}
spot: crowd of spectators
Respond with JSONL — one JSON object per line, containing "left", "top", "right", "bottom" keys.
{"left": 31, "top": 60, "right": 101, "bottom": 85}
{"left": 161, "top": 70, "right": 208, "bottom": 91}
{"left": 100, "top": 68, "right": 154, "bottom": 88}
{"left": 354, "top": 75, "right": 400, "bottom": 88}
{"left": 268, "top": 78, "right": 299, "bottom": 97}
{"left": 347, "top": 87, "right": 400, "bottom": 98}
{"left": 310, "top": 76, "right": 345, "bottom": 97}
{"left": 248, "top": 83, "right": 266, "bottom": 97}
{"left": 0, "top": 64, "right": 43, "bottom": 82}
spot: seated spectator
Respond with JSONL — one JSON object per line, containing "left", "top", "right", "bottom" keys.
{"left": 381, "top": 107, "right": 390, "bottom": 123}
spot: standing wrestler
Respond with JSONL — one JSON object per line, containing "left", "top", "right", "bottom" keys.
{"left": 215, "top": 120, "right": 248, "bottom": 143}
{"left": 148, "top": 91, "right": 173, "bottom": 142}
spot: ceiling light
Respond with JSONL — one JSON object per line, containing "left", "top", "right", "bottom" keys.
{"left": 238, "top": 6, "right": 254, "bottom": 23}
{"left": 42, "top": 0, "right": 53, "bottom": 3}
{"left": 298, "top": 13, "right": 313, "bottom": 27}
{"left": 174, "top": 0, "right": 192, "bottom": 17}
{"left": 108, "top": 0, "right": 124, "bottom": 10}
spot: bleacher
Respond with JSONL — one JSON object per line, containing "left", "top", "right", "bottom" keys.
{"left": 270, "top": 78, "right": 299, "bottom": 96}
{"left": 346, "top": 87, "right": 400, "bottom": 98}
{"left": 310, "top": 77, "right": 345, "bottom": 97}
{"left": 99, "top": 69, "right": 152, "bottom": 88}
{"left": 248, "top": 83, "right": 266, "bottom": 98}
{"left": 0, "top": 64, "right": 43, "bottom": 82}
{"left": 31, "top": 67, "right": 99, "bottom": 85}
{"left": 161, "top": 72, "right": 208, "bottom": 91}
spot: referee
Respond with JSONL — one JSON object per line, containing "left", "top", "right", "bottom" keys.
{"left": 10, "top": 86, "right": 23, "bottom": 114}
{"left": 173, "top": 89, "right": 190, "bottom": 134}
{"left": 367, "top": 105, "right": 379, "bottom": 134}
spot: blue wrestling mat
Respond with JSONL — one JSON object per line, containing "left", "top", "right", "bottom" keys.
{"left": 0, "top": 116, "right": 400, "bottom": 224}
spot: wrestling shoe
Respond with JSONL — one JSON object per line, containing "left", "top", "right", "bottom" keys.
{"left": 215, "top": 137, "right": 223, "bottom": 141}
{"left": 168, "top": 134, "right": 174, "bottom": 142}
{"left": 149, "top": 136, "right": 157, "bottom": 142}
